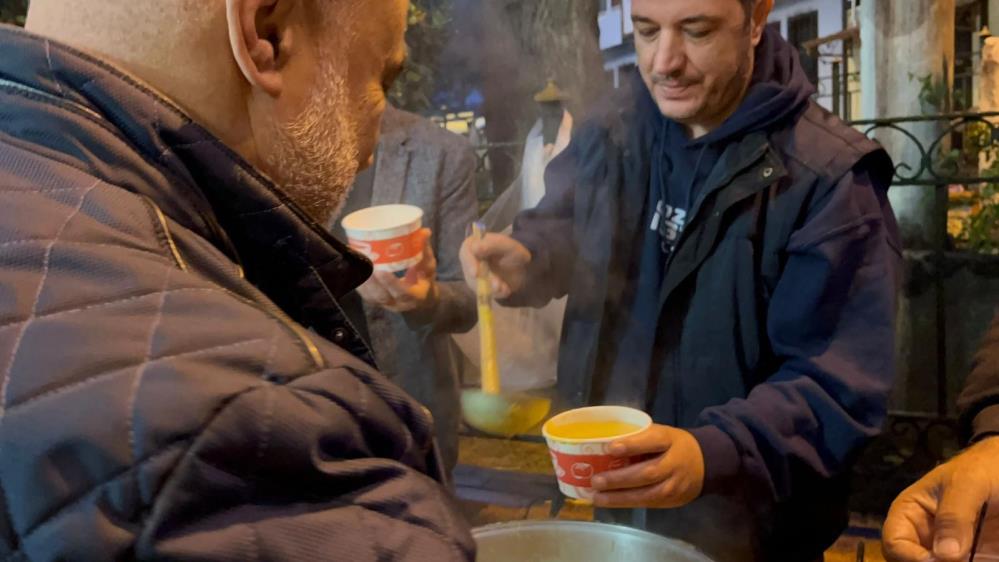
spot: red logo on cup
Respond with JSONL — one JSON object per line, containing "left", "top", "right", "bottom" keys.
{"left": 551, "top": 451, "right": 632, "bottom": 487}
{"left": 571, "top": 463, "right": 594, "bottom": 480}
{"left": 386, "top": 242, "right": 406, "bottom": 259}
{"left": 349, "top": 232, "right": 421, "bottom": 266}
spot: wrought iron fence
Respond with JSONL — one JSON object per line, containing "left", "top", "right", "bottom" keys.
{"left": 844, "top": 111, "right": 999, "bottom": 511}
{"left": 852, "top": 111, "right": 996, "bottom": 419}
{"left": 849, "top": 111, "right": 999, "bottom": 186}
{"left": 473, "top": 111, "right": 999, "bottom": 193}
{"left": 850, "top": 412, "right": 961, "bottom": 514}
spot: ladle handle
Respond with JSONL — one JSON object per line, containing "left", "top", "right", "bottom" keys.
{"left": 473, "top": 223, "right": 501, "bottom": 395}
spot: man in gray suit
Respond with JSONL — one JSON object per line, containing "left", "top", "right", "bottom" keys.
{"left": 334, "top": 105, "right": 478, "bottom": 471}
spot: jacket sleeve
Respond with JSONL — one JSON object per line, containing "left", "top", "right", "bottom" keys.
{"left": 503, "top": 142, "right": 580, "bottom": 308}
{"left": 957, "top": 312, "right": 999, "bottom": 444}
{"left": 403, "top": 140, "right": 477, "bottom": 335}
{"left": 689, "top": 166, "right": 902, "bottom": 502}
{"left": 105, "top": 268, "right": 474, "bottom": 561}
{"left": 138, "top": 352, "right": 475, "bottom": 561}
{"left": 0, "top": 225, "right": 474, "bottom": 561}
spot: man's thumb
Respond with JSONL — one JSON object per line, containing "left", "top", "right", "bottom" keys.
{"left": 933, "top": 483, "right": 987, "bottom": 561}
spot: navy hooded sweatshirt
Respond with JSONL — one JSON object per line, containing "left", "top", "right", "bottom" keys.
{"left": 607, "top": 29, "right": 817, "bottom": 406}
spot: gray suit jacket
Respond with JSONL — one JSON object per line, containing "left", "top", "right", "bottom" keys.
{"left": 344, "top": 106, "right": 478, "bottom": 470}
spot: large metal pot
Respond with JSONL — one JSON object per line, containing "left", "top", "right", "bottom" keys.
{"left": 473, "top": 520, "right": 716, "bottom": 562}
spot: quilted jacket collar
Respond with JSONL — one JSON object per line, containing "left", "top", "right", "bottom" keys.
{"left": 0, "top": 25, "right": 372, "bottom": 302}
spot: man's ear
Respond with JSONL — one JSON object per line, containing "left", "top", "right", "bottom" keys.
{"left": 226, "top": 0, "right": 295, "bottom": 97}
{"left": 750, "top": 0, "right": 775, "bottom": 46}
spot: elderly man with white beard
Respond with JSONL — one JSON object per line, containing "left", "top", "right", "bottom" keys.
{"left": 0, "top": 0, "right": 474, "bottom": 560}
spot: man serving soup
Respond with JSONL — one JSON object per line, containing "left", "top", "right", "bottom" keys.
{"left": 461, "top": 0, "right": 900, "bottom": 560}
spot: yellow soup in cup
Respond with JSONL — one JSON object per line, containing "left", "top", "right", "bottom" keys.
{"left": 545, "top": 420, "right": 643, "bottom": 440}
{"left": 542, "top": 406, "right": 652, "bottom": 500}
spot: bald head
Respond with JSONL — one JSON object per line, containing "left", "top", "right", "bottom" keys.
{"left": 25, "top": 0, "right": 410, "bottom": 223}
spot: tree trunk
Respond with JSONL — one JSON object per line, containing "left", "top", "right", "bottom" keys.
{"left": 480, "top": 0, "right": 609, "bottom": 196}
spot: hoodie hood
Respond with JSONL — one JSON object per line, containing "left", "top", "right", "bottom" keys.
{"left": 650, "top": 25, "right": 817, "bottom": 217}
{"left": 692, "top": 24, "right": 816, "bottom": 146}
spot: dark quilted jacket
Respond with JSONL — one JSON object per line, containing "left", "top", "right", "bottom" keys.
{"left": 0, "top": 25, "right": 474, "bottom": 561}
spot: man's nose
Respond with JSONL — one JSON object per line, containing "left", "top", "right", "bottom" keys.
{"left": 651, "top": 31, "right": 686, "bottom": 79}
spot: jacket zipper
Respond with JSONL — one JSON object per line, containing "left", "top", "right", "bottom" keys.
{"left": 672, "top": 332, "right": 683, "bottom": 425}
{"left": 145, "top": 199, "right": 326, "bottom": 371}
{"left": 143, "top": 195, "right": 189, "bottom": 272}
{"left": 666, "top": 144, "right": 770, "bottom": 272}
{"left": 658, "top": 146, "right": 774, "bottom": 424}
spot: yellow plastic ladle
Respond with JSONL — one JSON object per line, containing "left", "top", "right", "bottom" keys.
{"left": 460, "top": 223, "right": 551, "bottom": 437}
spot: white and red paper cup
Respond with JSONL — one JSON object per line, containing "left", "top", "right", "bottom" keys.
{"left": 542, "top": 406, "right": 652, "bottom": 500}
{"left": 342, "top": 204, "right": 424, "bottom": 276}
